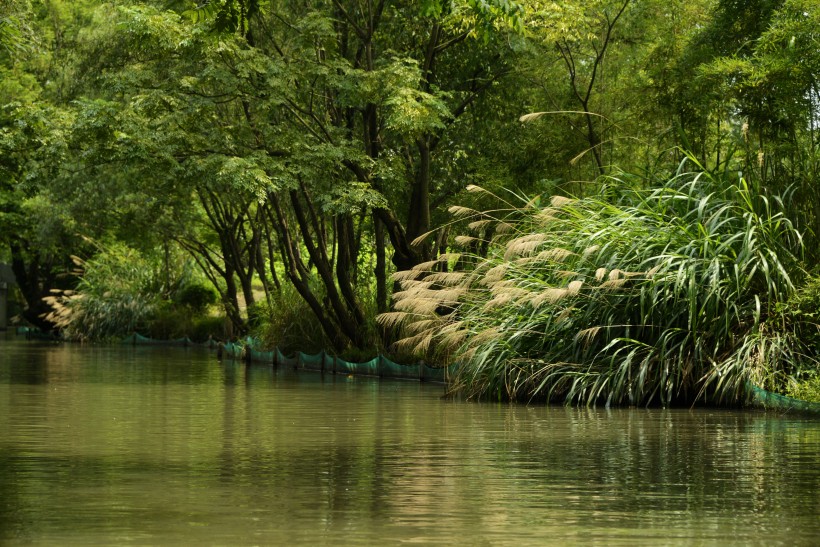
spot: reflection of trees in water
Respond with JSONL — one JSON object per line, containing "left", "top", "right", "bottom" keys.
{"left": 2, "top": 341, "right": 820, "bottom": 541}
{"left": 497, "top": 408, "right": 820, "bottom": 523}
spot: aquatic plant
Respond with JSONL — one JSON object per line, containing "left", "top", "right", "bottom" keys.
{"left": 381, "top": 160, "right": 818, "bottom": 406}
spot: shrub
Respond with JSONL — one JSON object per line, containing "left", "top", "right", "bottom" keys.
{"left": 787, "top": 374, "right": 820, "bottom": 403}
{"left": 173, "top": 283, "right": 218, "bottom": 314}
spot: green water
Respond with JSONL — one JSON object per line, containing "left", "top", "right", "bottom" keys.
{"left": 1, "top": 335, "right": 818, "bottom": 545}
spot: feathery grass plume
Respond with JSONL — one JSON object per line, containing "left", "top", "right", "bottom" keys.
{"left": 495, "top": 221, "right": 515, "bottom": 234}
{"left": 404, "top": 319, "right": 442, "bottom": 336}
{"left": 393, "top": 298, "right": 441, "bottom": 315}
{"left": 582, "top": 245, "right": 600, "bottom": 259}
{"left": 482, "top": 264, "right": 509, "bottom": 284}
{"left": 448, "top": 205, "right": 478, "bottom": 218}
{"left": 440, "top": 326, "right": 468, "bottom": 348}
{"left": 384, "top": 156, "right": 816, "bottom": 407}
{"left": 438, "top": 252, "right": 462, "bottom": 261}
{"left": 376, "top": 311, "right": 413, "bottom": 329}
{"left": 455, "top": 235, "right": 481, "bottom": 246}
{"left": 504, "top": 234, "right": 548, "bottom": 260}
{"left": 468, "top": 219, "right": 494, "bottom": 231}
{"left": 484, "top": 293, "right": 515, "bottom": 309}
{"left": 425, "top": 271, "right": 467, "bottom": 286}
{"left": 537, "top": 248, "right": 575, "bottom": 263}
{"left": 411, "top": 258, "right": 444, "bottom": 271}
{"left": 550, "top": 195, "right": 575, "bottom": 208}
{"left": 531, "top": 287, "right": 570, "bottom": 308}
{"left": 392, "top": 269, "right": 425, "bottom": 282}
{"left": 535, "top": 208, "right": 560, "bottom": 224}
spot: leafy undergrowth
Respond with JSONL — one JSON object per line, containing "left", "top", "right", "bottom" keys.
{"left": 787, "top": 375, "right": 820, "bottom": 403}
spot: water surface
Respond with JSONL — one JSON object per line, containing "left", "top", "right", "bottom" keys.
{"left": 1, "top": 335, "right": 819, "bottom": 545}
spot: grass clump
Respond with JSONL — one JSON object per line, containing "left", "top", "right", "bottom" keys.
{"left": 45, "top": 243, "right": 158, "bottom": 341}
{"left": 383, "top": 160, "right": 818, "bottom": 406}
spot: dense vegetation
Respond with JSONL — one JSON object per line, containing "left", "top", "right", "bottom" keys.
{"left": 1, "top": 0, "right": 818, "bottom": 404}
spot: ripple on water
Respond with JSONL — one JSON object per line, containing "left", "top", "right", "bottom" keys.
{"left": 1, "top": 339, "right": 819, "bottom": 545}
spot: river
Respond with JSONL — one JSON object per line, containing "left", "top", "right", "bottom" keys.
{"left": 1, "top": 334, "right": 818, "bottom": 545}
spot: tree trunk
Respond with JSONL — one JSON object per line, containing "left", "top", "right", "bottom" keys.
{"left": 374, "top": 214, "right": 387, "bottom": 313}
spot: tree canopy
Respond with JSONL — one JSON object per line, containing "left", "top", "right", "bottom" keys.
{"left": 3, "top": 0, "right": 820, "bottom": 402}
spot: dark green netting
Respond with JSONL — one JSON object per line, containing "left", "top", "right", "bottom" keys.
{"left": 336, "top": 356, "right": 380, "bottom": 377}
{"left": 748, "top": 384, "right": 820, "bottom": 415}
{"left": 223, "top": 342, "right": 242, "bottom": 359}
{"left": 423, "top": 364, "right": 451, "bottom": 382}
{"left": 123, "top": 333, "right": 192, "bottom": 346}
{"left": 381, "top": 355, "right": 421, "bottom": 379}
{"left": 298, "top": 351, "right": 326, "bottom": 372}
{"left": 121, "top": 334, "right": 453, "bottom": 384}
{"left": 249, "top": 347, "right": 274, "bottom": 364}
{"left": 276, "top": 348, "right": 298, "bottom": 367}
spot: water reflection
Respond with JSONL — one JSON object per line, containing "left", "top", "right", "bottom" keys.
{"left": 0, "top": 336, "right": 819, "bottom": 545}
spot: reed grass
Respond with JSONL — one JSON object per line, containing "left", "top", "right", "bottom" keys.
{"left": 381, "top": 159, "right": 818, "bottom": 406}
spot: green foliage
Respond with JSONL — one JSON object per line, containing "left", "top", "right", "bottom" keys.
{"left": 144, "top": 301, "right": 226, "bottom": 341}
{"left": 0, "top": 0, "right": 33, "bottom": 56}
{"left": 5, "top": 0, "right": 820, "bottom": 387}
{"left": 252, "top": 284, "right": 329, "bottom": 355}
{"left": 385, "top": 156, "right": 815, "bottom": 406}
{"left": 173, "top": 282, "right": 218, "bottom": 313}
{"left": 787, "top": 374, "right": 820, "bottom": 403}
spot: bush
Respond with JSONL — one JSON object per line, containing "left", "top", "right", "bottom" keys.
{"left": 787, "top": 374, "right": 820, "bottom": 403}
{"left": 173, "top": 283, "right": 218, "bottom": 313}
{"left": 145, "top": 301, "right": 227, "bottom": 342}
{"left": 190, "top": 315, "right": 228, "bottom": 342}
{"left": 144, "top": 302, "right": 190, "bottom": 340}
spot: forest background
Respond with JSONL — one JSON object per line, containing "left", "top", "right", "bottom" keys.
{"left": 2, "top": 0, "right": 819, "bottom": 405}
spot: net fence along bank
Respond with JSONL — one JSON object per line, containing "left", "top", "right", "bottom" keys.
{"left": 122, "top": 333, "right": 453, "bottom": 383}
{"left": 121, "top": 334, "right": 820, "bottom": 412}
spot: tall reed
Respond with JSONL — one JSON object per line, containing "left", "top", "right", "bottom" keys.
{"left": 381, "top": 161, "right": 815, "bottom": 406}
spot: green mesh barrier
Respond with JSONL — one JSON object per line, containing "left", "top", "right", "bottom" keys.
{"left": 123, "top": 333, "right": 192, "bottom": 346}
{"left": 223, "top": 342, "right": 241, "bottom": 359}
{"left": 249, "top": 347, "right": 274, "bottom": 364}
{"left": 423, "top": 365, "right": 447, "bottom": 382}
{"left": 119, "top": 334, "right": 453, "bottom": 383}
{"left": 380, "top": 355, "right": 421, "bottom": 379}
{"left": 276, "top": 348, "right": 298, "bottom": 367}
{"left": 299, "top": 351, "right": 325, "bottom": 372}
{"left": 336, "top": 356, "right": 380, "bottom": 376}
{"left": 748, "top": 384, "right": 820, "bottom": 415}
